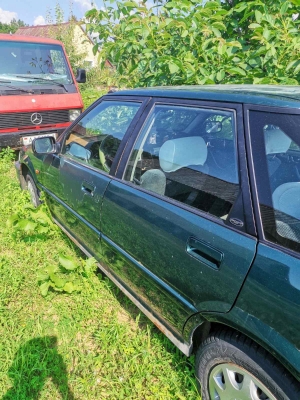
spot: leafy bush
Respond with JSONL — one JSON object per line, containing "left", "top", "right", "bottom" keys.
{"left": 37, "top": 255, "right": 97, "bottom": 296}
{"left": 0, "top": 148, "right": 15, "bottom": 173}
{"left": 79, "top": 66, "right": 113, "bottom": 108}
{"left": 80, "top": 87, "right": 107, "bottom": 109}
{"left": 6, "top": 202, "right": 58, "bottom": 242}
{"left": 86, "top": 0, "right": 300, "bottom": 87}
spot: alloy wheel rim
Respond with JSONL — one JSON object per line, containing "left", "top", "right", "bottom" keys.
{"left": 208, "top": 363, "right": 276, "bottom": 400}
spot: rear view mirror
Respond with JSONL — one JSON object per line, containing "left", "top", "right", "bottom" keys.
{"left": 32, "top": 136, "right": 57, "bottom": 155}
{"left": 205, "top": 121, "right": 222, "bottom": 134}
{"left": 76, "top": 68, "right": 86, "bottom": 83}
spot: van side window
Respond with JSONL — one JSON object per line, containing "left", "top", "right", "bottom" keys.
{"left": 62, "top": 101, "right": 140, "bottom": 173}
{"left": 124, "top": 104, "right": 239, "bottom": 221}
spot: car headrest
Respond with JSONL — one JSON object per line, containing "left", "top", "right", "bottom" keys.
{"left": 265, "top": 129, "right": 291, "bottom": 155}
{"left": 159, "top": 137, "right": 207, "bottom": 173}
{"left": 273, "top": 182, "right": 300, "bottom": 219}
{"left": 140, "top": 169, "right": 166, "bottom": 195}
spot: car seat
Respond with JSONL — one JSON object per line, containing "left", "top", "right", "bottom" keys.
{"left": 139, "top": 136, "right": 208, "bottom": 197}
{"left": 159, "top": 136, "right": 208, "bottom": 173}
{"left": 272, "top": 182, "right": 300, "bottom": 242}
{"left": 159, "top": 136, "right": 208, "bottom": 201}
{"left": 265, "top": 128, "right": 292, "bottom": 191}
{"left": 99, "top": 133, "right": 123, "bottom": 172}
{"left": 140, "top": 169, "right": 166, "bottom": 195}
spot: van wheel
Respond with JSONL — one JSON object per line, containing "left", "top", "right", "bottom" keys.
{"left": 195, "top": 328, "right": 300, "bottom": 400}
{"left": 26, "top": 174, "right": 40, "bottom": 207}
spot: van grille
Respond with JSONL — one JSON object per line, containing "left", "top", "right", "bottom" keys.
{"left": 0, "top": 110, "right": 69, "bottom": 129}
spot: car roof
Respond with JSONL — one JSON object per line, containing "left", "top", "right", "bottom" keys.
{"left": 109, "top": 85, "right": 300, "bottom": 109}
{"left": 0, "top": 33, "right": 63, "bottom": 46}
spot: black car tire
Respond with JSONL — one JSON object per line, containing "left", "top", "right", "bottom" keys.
{"left": 195, "top": 328, "right": 300, "bottom": 400}
{"left": 26, "top": 174, "right": 40, "bottom": 207}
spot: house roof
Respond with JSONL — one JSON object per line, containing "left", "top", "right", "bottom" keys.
{"left": 16, "top": 22, "right": 94, "bottom": 45}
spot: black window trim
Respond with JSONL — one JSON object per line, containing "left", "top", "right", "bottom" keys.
{"left": 58, "top": 95, "right": 151, "bottom": 177}
{"left": 244, "top": 103, "right": 300, "bottom": 258}
{"left": 115, "top": 97, "right": 256, "bottom": 237}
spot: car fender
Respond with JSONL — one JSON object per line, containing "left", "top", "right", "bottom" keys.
{"left": 20, "top": 154, "right": 40, "bottom": 187}
{"left": 184, "top": 307, "right": 300, "bottom": 382}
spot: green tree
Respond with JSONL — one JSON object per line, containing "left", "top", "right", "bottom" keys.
{"left": 46, "top": 3, "right": 87, "bottom": 74}
{"left": 0, "top": 19, "right": 27, "bottom": 34}
{"left": 85, "top": 0, "right": 300, "bottom": 87}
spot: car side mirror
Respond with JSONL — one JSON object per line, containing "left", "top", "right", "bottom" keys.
{"left": 76, "top": 68, "right": 86, "bottom": 83}
{"left": 32, "top": 136, "right": 58, "bottom": 155}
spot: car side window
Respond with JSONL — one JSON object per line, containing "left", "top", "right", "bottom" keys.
{"left": 124, "top": 104, "right": 239, "bottom": 221}
{"left": 250, "top": 111, "right": 300, "bottom": 252}
{"left": 62, "top": 101, "right": 141, "bottom": 172}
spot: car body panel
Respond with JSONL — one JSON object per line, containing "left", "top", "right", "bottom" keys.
{"left": 109, "top": 85, "right": 300, "bottom": 109}
{"left": 183, "top": 244, "right": 300, "bottom": 382}
{"left": 40, "top": 156, "right": 111, "bottom": 258}
{"left": 100, "top": 179, "right": 257, "bottom": 335}
{"left": 234, "top": 243, "right": 300, "bottom": 379}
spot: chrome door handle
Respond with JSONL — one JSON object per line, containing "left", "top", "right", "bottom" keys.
{"left": 81, "top": 181, "right": 95, "bottom": 196}
{"left": 186, "top": 237, "right": 223, "bottom": 269}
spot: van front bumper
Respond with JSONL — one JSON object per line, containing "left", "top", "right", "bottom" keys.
{"left": 0, "top": 127, "right": 66, "bottom": 149}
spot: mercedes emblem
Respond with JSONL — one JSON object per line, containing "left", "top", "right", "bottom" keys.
{"left": 31, "top": 112, "right": 43, "bottom": 125}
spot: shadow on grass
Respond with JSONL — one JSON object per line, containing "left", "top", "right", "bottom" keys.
{"left": 2, "top": 336, "right": 74, "bottom": 400}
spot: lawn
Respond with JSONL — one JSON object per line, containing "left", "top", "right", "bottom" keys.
{"left": 0, "top": 148, "right": 200, "bottom": 399}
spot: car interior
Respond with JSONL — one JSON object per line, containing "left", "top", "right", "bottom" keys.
{"left": 264, "top": 126, "right": 300, "bottom": 242}
{"left": 126, "top": 107, "right": 240, "bottom": 220}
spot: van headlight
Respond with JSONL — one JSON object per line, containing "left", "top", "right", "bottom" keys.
{"left": 69, "top": 109, "right": 81, "bottom": 121}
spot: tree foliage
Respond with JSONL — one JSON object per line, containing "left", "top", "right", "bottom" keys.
{"left": 46, "top": 3, "right": 87, "bottom": 74}
{"left": 0, "top": 19, "right": 27, "bottom": 34}
{"left": 86, "top": 0, "right": 300, "bottom": 87}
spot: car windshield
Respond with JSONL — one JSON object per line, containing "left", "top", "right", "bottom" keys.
{"left": 0, "top": 40, "right": 73, "bottom": 85}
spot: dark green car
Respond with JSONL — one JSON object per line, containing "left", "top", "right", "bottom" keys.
{"left": 16, "top": 85, "right": 300, "bottom": 399}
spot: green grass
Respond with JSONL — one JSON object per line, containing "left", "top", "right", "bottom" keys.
{"left": 0, "top": 149, "right": 200, "bottom": 399}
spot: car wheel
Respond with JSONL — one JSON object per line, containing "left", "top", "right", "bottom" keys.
{"left": 26, "top": 174, "right": 40, "bottom": 207}
{"left": 195, "top": 328, "right": 300, "bottom": 400}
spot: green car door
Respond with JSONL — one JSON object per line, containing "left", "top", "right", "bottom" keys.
{"left": 39, "top": 98, "right": 146, "bottom": 256}
{"left": 99, "top": 100, "right": 257, "bottom": 341}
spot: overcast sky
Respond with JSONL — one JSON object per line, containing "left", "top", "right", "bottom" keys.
{"left": 0, "top": 0, "right": 99, "bottom": 26}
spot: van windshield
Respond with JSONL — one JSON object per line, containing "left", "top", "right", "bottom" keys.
{"left": 0, "top": 40, "right": 73, "bottom": 85}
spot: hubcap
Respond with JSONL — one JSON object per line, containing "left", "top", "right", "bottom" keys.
{"left": 208, "top": 363, "right": 276, "bottom": 400}
{"left": 27, "top": 181, "right": 38, "bottom": 207}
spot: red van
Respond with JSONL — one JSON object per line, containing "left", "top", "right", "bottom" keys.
{"left": 0, "top": 34, "right": 85, "bottom": 149}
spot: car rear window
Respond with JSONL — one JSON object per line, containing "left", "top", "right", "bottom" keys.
{"left": 250, "top": 110, "right": 300, "bottom": 252}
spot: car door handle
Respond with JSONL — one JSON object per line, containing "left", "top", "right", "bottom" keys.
{"left": 186, "top": 237, "right": 223, "bottom": 270}
{"left": 81, "top": 181, "right": 95, "bottom": 196}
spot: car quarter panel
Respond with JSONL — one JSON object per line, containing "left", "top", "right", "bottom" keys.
{"left": 229, "top": 243, "right": 300, "bottom": 380}
{"left": 182, "top": 244, "right": 300, "bottom": 381}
